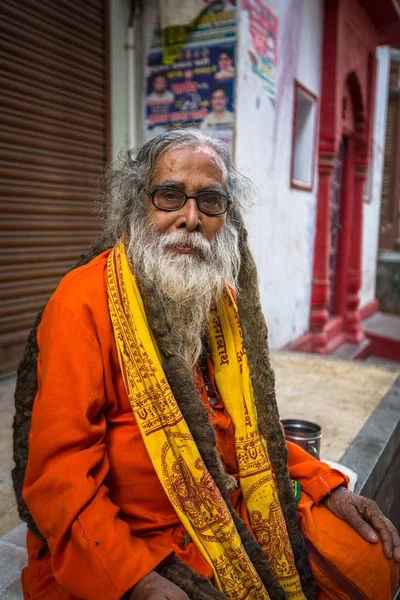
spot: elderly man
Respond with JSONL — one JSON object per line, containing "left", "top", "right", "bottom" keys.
{"left": 13, "top": 129, "right": 399, "bottom": 600}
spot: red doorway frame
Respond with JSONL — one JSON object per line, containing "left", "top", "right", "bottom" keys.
{"left": 288, "top": 0, "right": 379, "bottom": 355}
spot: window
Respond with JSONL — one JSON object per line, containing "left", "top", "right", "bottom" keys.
{"left": 291, "top": 81, "right": 318, "bottom": 191}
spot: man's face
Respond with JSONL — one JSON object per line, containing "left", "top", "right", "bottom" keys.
{"left": 218, "top": 53, "right": 232, "bottom": 71}
{"left": 154, "top": 76, "right": 167, "bottom": 94}
{"left": 146, "top": 146, "right": 227, "bottom": 245}
{"left": 184, "top": 69, "right": 194, "bottom": 80}
{"left": 211, "top": 90, "right": 228, "bottom": 114}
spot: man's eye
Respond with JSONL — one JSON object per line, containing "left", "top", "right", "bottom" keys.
{"left": 201, "top": 195, "right": 218, "bottom": 205}
{"left": 158, "top": 190, "right": 181, "bottom": 202}
{"left": 200, "top": 194, "right": 224, "bottom": 206}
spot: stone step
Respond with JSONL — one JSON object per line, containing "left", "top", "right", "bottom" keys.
{"left": 363, "top": 311, "right": 400, "bottom": 341}
{"left": 331, "top": 339, "right": 370, "bottom": 361}
{"left": 363, "top": 312, "right": 400, "bottom": 362}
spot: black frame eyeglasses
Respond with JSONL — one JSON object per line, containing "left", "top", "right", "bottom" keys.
{"left": 146, "top": 187, "right": 231, "bottom": 216}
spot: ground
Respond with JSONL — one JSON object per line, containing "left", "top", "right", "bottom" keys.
{"left": 0, "top": 377, "right": 19, "bottom": 535}
{"left": 272, "top": 352, "right": 400, "bottom": 462}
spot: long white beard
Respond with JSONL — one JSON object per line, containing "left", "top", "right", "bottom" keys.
{"left": 127, "top": 219, "right": 240, "bottom": 367}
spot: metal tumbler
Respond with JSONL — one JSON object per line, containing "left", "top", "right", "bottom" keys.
{"left": 281, "top": 419, "right": 322, "bottom": 460}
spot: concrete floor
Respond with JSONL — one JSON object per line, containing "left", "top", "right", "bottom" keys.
{"left": 271, "top": 352, "right": 400, "bottom": 462}
{"left": 0, "top": 352, "right": 399, "bottom": 536}
{"left": 0, "top": 377, "right": 19, "bottom": 535}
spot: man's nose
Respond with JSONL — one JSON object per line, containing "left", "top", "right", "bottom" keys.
{"left": 177, "top": 198, "right": 201, "bottom": 231}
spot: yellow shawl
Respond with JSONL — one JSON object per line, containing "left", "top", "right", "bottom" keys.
{"left": 107, "top": 241, "right": 305, "bottom": 600}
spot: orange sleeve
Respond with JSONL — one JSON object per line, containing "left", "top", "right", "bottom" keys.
{"left": 286, "top": 440, "right": 349, "bottom": 505}
{"left": 23, "top": 297, "right": 172, "bottom": 600}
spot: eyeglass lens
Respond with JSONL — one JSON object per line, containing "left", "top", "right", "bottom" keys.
{"left": 153, "top": 189, "right": 228, "bottom": 215}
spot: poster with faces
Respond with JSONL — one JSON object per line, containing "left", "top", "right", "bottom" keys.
{"left": 143, "top": 0, "right": 237, "bottom": 147}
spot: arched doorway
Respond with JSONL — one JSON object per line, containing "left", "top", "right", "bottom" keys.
{"left": 287, "top": 0, "right": 400, "bottom": 356}
{"left": 309, "top": 71, "right": 369, "bottom": 353}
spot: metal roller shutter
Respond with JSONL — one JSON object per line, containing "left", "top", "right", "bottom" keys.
{"left": 0, "top": 0, "right": 109, "bottom": 376}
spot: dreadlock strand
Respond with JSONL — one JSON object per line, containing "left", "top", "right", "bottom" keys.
{"left": 12, "top": 234, "right": 115, "bottom": 541}
{"left": 235, "top": 221, "right": 316, "bottom": 600}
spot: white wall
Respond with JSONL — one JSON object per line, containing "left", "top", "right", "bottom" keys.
{"left": 110, "top": 0, "right": 141, "bottom": 159}
{"left": 235, "top": 0, "right": 324, "bottom": 348}
{"left": 359, "top": 47, "right": 390, "bottom": 308}
{"left": 110, "top": 0, "right": 324, "bottom": 348}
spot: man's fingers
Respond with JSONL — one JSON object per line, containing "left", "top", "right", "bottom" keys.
{"left": 128, "top": 571, "right": 190, "bottom": 600}
{"left": 326, "top": 489, "right": 400, "bottom": 561}
{"left": 363, "top": 504, "right": 400, "bottom": 560}
{"left": 393, "top": 538, "right": 400, "bottom": 563}
{"left": 380, "top": 517, "right": 400, "bottom": 562}
{"left": 346, "top": 507, "right": 378, "bottom": 543}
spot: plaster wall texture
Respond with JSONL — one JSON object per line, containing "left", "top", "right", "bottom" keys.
{"left": 235, "top": 0, "right": 324, "bottom": 348}
{"left": 359, "top": 47, "right": 390, "bottom": 309}
{"left": 109, "top": 0, "right": 134, "bottom": 159}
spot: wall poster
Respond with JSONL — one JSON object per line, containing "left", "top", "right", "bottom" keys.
{"left": 242, "top": 0, "right": 278, "bottom": 104}
{"left": 144, "top": 0, "right": 237, "bottom": 147}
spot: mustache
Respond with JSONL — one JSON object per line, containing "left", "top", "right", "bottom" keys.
{"left": 156, "top": 231, "right": 213, "bottom": 257}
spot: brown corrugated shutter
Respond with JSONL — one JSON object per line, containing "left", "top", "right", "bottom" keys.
{"left": 0, "top": 0, "right": 109, "bottom": 376}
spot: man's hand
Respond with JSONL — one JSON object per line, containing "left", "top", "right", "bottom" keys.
{"left": 127, "top": 571, "right": 189, "bottom": 600}
{"left": 324, "top": 486, "right": 400, "bottom": 562}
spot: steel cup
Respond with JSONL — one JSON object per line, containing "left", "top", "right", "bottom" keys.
{"left": 281, "top": 419, "right": 322, "bottom": 460}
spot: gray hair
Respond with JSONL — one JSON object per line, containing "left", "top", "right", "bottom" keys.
{"left": 102, "top": 128, "right": 254, "bottom": 242}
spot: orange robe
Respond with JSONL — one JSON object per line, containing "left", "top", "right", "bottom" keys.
{"left": 22, "top": 251, "right": 397, "bottom": 600}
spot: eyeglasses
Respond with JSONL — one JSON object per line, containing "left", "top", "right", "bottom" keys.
{"left": 146, "top": 187, "right": 230, "bottom": 216}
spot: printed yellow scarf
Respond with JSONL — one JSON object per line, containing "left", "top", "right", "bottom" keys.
{"left": 107, "top": 241, "right": 305, "bottom": 600}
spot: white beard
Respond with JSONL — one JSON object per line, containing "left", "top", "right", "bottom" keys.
{"left": 127, "top": 219, "right": 240, "bottom": 367}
